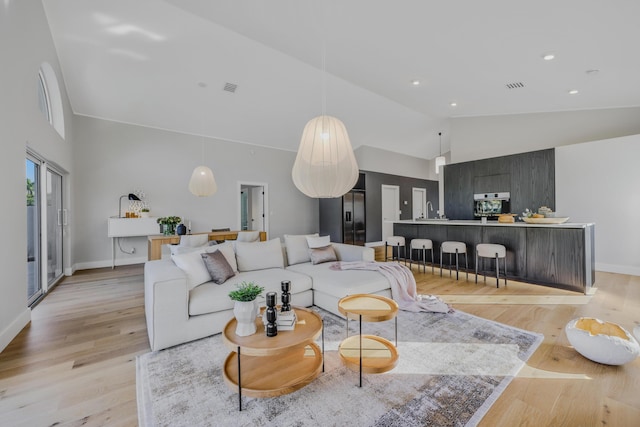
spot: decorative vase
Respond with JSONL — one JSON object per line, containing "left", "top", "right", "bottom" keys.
{"left": 176, "top": 224, "right": 187, "bottom": 235}
{"left": 233, "top": 300, "right": 258, "bottom": 336}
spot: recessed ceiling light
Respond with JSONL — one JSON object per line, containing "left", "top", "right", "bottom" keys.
{"left": 411, "top": 80, "right": 420, "bottom": 86}
{"left": 197, "top": 82, "right": 207, "bottom": 88}
{"left": 568, "top": 89, "right": 579, "bottom": 95}
{"left": 450, "top": 102, "right": 457, "bottom": 107}
{"left": 542, "top": 53, "right": 555, "bottom": 61}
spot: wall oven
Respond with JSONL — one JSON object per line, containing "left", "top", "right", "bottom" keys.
{"left": 474, "top": 192, "right": 510, "bottom": 218}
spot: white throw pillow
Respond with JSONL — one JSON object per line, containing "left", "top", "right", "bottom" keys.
{"left": 171, "top": 246, "right": 213, "bottom": 289}
{"left": 178, "top": 234, "right": 209, "bottom": 247}
{"left": 167, "top": 244, "right": 204, "bottom": 256}
{"left": 235, "top": 238, "right": 284, "bottom": 272}
{"left": 306, "top": 235, "right": 330, "bottom": 249}
{"left": 236, "top": 231, "right": 260, "bottom": 242}
{"left": 284, "top": 233, "right": 319, "bottom": 265}
{"left": 215, "top": 241, "right": 238, "bottom": 273}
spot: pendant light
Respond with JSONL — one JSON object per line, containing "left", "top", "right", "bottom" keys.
{"left": 435, "top": 132, "right": 446, "bottom": 174}
{"left": 189, "top": 83, "right": 218, "bottom": 197}
{"left": 292, "top": 17, "right": 359, "bottom": 198}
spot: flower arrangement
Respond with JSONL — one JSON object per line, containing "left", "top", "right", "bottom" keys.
{"left": 157, "top": 216, "right": 182, "bottom": 235}
{"left": 229, "top": 281, "right": 265, "bottom": 302}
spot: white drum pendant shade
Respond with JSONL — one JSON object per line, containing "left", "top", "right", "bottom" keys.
{"left": 435, "top": 156, "right": 446, "bottom": 174}
{"left": 189, "top": 165, "right": 218, "bottom": 197}
{"left": 292, "top": 115, "right": 359, "bottom": 198}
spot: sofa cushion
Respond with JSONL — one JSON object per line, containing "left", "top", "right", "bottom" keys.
{"left": 171, "top": 243, "right": 237, "bottom": 289}
{"left": 286, "top": 262, "right": 390, "bottom": 298}
{"left": 284, "top": 233, "right": 318, "bottom": 265}
{"left": 309, "top": 245, "right": 337, "bottom": 265}
{"left": 201, "top": 250, "right": 235, "bottom": 285}
{"left": 236, "top": 231, "right": 260, "bottom": 242}
{"left": 306, "top": 235, "right": 330, "bottom": 249}
{"left": 179, "top": 234, "right": 209, "bottom": 247}
{"left": 188, "top": 269, "right": 313, "bottom": 316}
{"left": 235, "top": 238, "right": 284, "bottom": 272}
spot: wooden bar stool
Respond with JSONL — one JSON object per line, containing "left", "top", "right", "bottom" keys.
{"left": 440, "top": 241, "right": 468, "bottom": 280}
{"left": 385, "top": 236, "right": 407, "bottom": 265}
{"left": 410, "top": 239, "right": 434, "bottom": 274}
{"left": 475, "top": 243, "right": 507, "bottom": 288}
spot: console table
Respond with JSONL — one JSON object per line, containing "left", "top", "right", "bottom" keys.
{"left": 147, "top": 230, "right": 267, "bottom": 261}
{"left": 107, "top": 217, "right": 159, "bottom": 268}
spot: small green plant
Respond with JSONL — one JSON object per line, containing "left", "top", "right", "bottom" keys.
{"left": 229, "top": 281, "right": 265, "bottom": 302}
{"left": 157, "top": 216, "right": 181, "bottom": 226}
{"left": 141, "top": 208, "right": 150, "bottom": 213}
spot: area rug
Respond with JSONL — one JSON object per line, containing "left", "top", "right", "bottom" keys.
{"left": 137, "top": 308, "right": 543, "bottom": 427}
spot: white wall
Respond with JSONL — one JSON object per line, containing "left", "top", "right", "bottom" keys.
{"left": 450, "top": 107, "right": 640, "bottom": 163}
{"left": 0, "top": 1, "right": 75, "bottom": 351}
{"left": 72, "top": 116, "right": 318, "bottom": 269}
{"left": 355, "top": 145, "right": 434, "bottom": 180}
{"left": 556, "top": 134, "right": 640, "bottom": 276}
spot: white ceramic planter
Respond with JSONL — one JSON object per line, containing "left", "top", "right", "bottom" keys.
{"left": 565, "top": 317, "right": 640, "bottom": 365}
{"left": 233, "top": 300, "right": 258, "bottom": 336}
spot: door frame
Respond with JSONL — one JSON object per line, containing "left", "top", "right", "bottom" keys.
{"left": 237, "top": 181, "right": 269, "bottom": 234}
{"left": 412, "top": 187, "right": 427, "bottom": 219}
{"left": 381, "top": 184, "right": 400, "bottom": 241}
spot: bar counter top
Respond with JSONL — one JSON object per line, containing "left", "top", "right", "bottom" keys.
{"left": 394, "top": 219, "right": 594, "bottom": 229}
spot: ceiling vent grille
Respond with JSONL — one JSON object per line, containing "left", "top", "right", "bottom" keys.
{"left": 223, "top": 82, "right": 238, "bottom": 93}
{"left": 505, "top": 82, "right": 525, "bottom": 89}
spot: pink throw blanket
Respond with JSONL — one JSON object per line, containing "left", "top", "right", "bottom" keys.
{"left": 330, "top": 261, "right": 452, "bottom": 313}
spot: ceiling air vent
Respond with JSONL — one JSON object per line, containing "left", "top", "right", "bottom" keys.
{"left": 505, "top": 82, "right": 525, "bottom": 89}
{"left": 223, "top": 82, "right": 238, "bottom": 93}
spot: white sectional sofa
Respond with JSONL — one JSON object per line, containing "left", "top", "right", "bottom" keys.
{"left": 144, "top": 235, "right": 392, "bottom": 351}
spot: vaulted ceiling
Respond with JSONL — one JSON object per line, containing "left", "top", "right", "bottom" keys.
{"left": 42, "top": 0, "right": 640, "bottom": 159}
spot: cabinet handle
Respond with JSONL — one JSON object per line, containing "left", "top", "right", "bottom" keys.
{"left": 63, "top": 209, "right": 68, "bottom": 226}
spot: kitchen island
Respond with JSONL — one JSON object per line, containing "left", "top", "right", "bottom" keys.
{"left": 393, "top": 219, "right": 595, "bottom": 294}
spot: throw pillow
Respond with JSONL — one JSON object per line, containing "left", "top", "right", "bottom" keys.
{"left": 309, "top": 245, "right": 337, "bottom": 265}
{"left": 201, "top": 250, "right": 235, "bottom": 285}
{"left": 215, "top": 241, "right": 238, "bottom": 273}
{"left": 236, "top": 231, "right": 260, "bottom": 242}
{"left": 306, "top": 235, "right": 330, "bottom": 249}
{"left": 167, "top": 244, "right": 206, "bottom": 256}
{"left": 284, "top": 233, "right": 319, "bottom": 265}
{"left": 178, "top": 234, "right": 209, "bottom": 247}
{"left": 171, "top": 247, "right": 213, "bottom": 289}
{"left": 235, "top": 238, "right": 284, "bottom": 272}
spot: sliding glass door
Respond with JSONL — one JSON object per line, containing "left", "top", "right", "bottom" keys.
{"left": 26, "top": 157, "right": 42, "bottom": 305}
{"left": 46, "top": 168, "right": 64, "bottom": 286}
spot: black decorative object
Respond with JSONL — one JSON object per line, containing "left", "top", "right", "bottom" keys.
{"left": 281, "top": 281, "right": 291, "bottom": 312}
{"left": 265, "top": 292, "right": 278, "bottom": 337}
{"left": 176, "top": 223, "right": 187, "bottom": 235}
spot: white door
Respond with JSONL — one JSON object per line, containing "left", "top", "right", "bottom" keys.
{"left": 250, "top": 187, "right": 264, "bottom": 231}
{"left": 238, "top": 182, "right": 269, "bottom": 234}
{"left": 381, "top": 185, "right": 400, "bottom": 241}
{"left": 412, "top": 188, "right": 426, "bottom": 219}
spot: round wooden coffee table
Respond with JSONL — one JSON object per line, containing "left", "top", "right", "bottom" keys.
{"left": 222, "top": 306, "right": 323, "bottom": 411}
{"left": 338, "top": 294, "right": 399, "bottom": 387}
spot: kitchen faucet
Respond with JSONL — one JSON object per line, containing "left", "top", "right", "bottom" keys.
{"left": 426, "top": 201, "right": 433, "bottom": 219}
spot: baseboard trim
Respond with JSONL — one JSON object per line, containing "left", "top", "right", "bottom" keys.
{"left": 596, "top": 263, "right": 640, "bottom": 277}
{"left": 0, "top": 309, "right": 31, "bottom": 353}
{"left": 73, "top": 256, "right": 149, "bottom": 271}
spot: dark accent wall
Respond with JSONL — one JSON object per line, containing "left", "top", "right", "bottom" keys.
{"left": 319, "top": 170, "right": 439, "bottom": 243}
{"left": 444, "top": 149, "right": 555, "bottom": 220}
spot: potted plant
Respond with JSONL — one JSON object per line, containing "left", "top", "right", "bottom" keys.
{"left": 229, "top": 281, "right": 264, "bottom": 336}
{"left": 157, "top": 216, "right": 182, "bottom": 235}
{"left": 140, "top": 208, "right": 150, "bottom": 218}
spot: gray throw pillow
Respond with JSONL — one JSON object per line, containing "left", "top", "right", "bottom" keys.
{"left": 201, "top": 250, "right": 235, "bottom": 285}
{"left": 308, "top": 245, "right": 337, "bottom": 265}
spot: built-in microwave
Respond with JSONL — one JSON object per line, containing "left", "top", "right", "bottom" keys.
{"left": 474, "top": 192, "right": 510, "bottom": 217}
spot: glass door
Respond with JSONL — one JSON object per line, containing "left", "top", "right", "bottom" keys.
{"left": 26, "top": 157, "right": 42, "bottom": 305}
{"left": 46, "top": 168, "right": 64, "bottom": 286}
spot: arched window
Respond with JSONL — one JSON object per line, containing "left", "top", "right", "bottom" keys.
{"left": 37, "top": 62, "right": 65, "bottom": 139}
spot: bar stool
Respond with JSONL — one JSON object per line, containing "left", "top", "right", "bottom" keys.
{"left": 410, "top": 239, "right": 434, "bottom": 274}
{"left": 440, "top": 241, "right": 468, "bottom": 280}
{"left": 475, "top": 243, "right": 507, "bottom": 288}
{"left": 385, "top": 236, "right": 407, "bottom": 264}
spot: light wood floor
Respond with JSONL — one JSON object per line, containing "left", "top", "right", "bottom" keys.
{"left": 1, "top": 265, "right": 639, "bottom": 426}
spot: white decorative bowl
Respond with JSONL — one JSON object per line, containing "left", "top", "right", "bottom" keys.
{"left": 565, "top": 317, "right": 640, "bottom": 365}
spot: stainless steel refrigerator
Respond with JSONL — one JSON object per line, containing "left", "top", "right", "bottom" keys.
{"left": 343, "top": 190, "right": 366, "bottom": 246}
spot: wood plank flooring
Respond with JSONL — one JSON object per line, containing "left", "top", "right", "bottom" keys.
{"left": 0, "top": 264, "right": 639, "bottom": 426}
